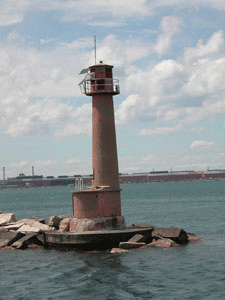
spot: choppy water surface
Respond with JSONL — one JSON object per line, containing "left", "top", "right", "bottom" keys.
{"left": 1, "top": 181, "right": 225, "bottom": 299}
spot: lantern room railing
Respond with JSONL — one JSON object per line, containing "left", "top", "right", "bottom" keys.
{"left": 79, "top": 78, "right": 120, "bottom": 95}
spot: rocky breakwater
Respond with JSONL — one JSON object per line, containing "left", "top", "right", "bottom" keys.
{"left": 0, "top": 212, "right": 200, "bottom": 251}
{"left": 0, "top": 213, "right": 63, "bottom": 250}
{"left": 111, "top": 224, "right": 200, "bottom": 253}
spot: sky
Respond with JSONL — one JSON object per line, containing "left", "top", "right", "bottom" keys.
{"left": 0, "top": 0, "right": 225, "bottom": 178}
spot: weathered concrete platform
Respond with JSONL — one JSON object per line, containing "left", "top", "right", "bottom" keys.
{"left": 39, "top": 226, "right": 154, "bottom": 250}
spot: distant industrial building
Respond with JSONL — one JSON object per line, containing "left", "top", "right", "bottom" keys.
{"left": 1, "top": 169, "right": 225, "bottom": 189}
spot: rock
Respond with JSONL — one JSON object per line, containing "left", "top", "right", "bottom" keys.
{"left": 127, "top": 234, "right": 146, "bottom": 243}
{"left": 0, "top": 213, "right": 17, "bottom": 226}
{"left": 11, "top": 233, "right": 43, "bottom": 249}
{"left": 1, "top": 246, "right": 16, "bottom": 250}
{"left": 16, "top": 219, "right": 52, "bottom": 231}
{"left": 152, "top": 226, "right": 188, "bottom": 244}
{"left": 59, "top": 218, "right": 71, "bottom": 232}
{"left": 1, "top": 223, "right": 25, "bottom": 231}
{"left": 1, "top": 219, "right": 52, "bottom": 233}
{"left": 45, "top": 216, "right": 62, "bottom": 229}
{"left": 0, "top": 231, "right": 24, "bottom": 248}
{"left": 0, "top": 228, "right": 9, "bottom": 232}
{"left": 187, "top": 233, "right": 201, "bottom": 242}
{"left": 111, "top": 248, "right": 129, "bottom": 253}
{"left": 67, "top": 216, "right": 126, "bottom": 232}
{"left": 132, "top": 223, "right": 153, "bottom": 228}
{"left": 17, "top": 225, "right": 42, "bottom": 233}
{"left": 143, "top": 238, "right": 179, "bottom": 248}
{"left": 119, "top": 242, "right": 146, "bottom": 249}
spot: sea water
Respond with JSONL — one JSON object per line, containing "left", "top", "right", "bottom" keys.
{"left": 0, "top": 181, "right": 225, "bottom": 300}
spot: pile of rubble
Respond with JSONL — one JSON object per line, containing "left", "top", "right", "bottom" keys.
{"left": 0, "top": 212, "right": 200, "bottom": 251}
{"left": 0, "top": 212, "right": 63, "bottom": 250}
{"left": 111, "top": 226, "right": 200, "bottom": 253}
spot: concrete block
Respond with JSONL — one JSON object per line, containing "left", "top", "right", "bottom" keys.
{"left": 16, "top": 219, "right": 52, "bottom": 231}
{"left": 187, "top": 233, "right": 201, "bottom": 242}
{"left": 132, "top": 223, "right": 153, "bottom": 228}
{"left": 119, "top": 242, "right": 146, "bottom": 249}
{"left": 144, "top": 238, "right": 179, "bottom": 248}
{"left": 11, "top": 233, "right": 42, "bottom": 249}
{"left": 111, "top": 248, "right": 129, "bottom": 253}
{"left": 45, "top": 216, "right": 62, "bottom": 229}
{"left": 17, "top": 225, "right": 41, "bottom": 233}
{"left": 0, "top": 231, "right": 24, "bottom": 248}
{"left": 0, "top": 213, "right": 17, "bottom": 226}
{"left": 127, "top": 234, "right": 146, "bottom": 243}
{"left": 59, "top": 218, "right": 71, "bottom": 232}
{"left": 152, "top": 226, "right": 188, "bottom": 244}
{"left": 1, "top": 223, "right": 25, "bottom": 231}
{"left": 60, "top": 216, "right": 126, "bottom": 233}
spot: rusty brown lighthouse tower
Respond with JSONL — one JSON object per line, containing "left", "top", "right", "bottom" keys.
{"left": 71, "top": 61, "right": 125, "bottom": 231}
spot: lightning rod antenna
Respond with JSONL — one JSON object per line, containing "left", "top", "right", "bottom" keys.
{"left": 94, "top": 35, "right": 99, "bottom": 65}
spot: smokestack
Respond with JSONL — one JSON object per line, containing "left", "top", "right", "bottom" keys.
{"left": 3, "top": 166, "right": 5, "bottom": 185}
{"left": 32, "top": 166, "right": 34, "bottom": 177}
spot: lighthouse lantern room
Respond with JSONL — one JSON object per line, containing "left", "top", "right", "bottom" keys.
{"left": 79, "top": 61, "right": 120, "bottom": 95}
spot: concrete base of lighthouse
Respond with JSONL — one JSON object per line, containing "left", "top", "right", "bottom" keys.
{"left": 71, "top": 189, "right": 125, "bottom": 232}
{"left": 60, "top": 216, "right": 126, "bottom": 232}
{"left": 72, "top": 189, "right": 122, "bottom": 219}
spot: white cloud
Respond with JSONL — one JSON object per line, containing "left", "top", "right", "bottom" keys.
{"left": 183, "top": 30, "right": 224, "bottom": 63}
{"left": 154, "top": 16, "right": 183, "bottom": 55}
{"left": 189, "top": 127, "right": 204, "bottom": 133}
{"left": 1, "top": 0, "right": 225, "bottom": 30}
{"left": 65, "top": 158, "right": 82, "bottom": 165}
{"left": 142, "top": 155, "right": 156, "bottom": 162}
{"left": 0, "top": 0, "right": 28, "bottom": 27}
{"left": 116, "top": 94, "right": 140, "bottom": 124}
{"left": 96, "top": 34, "right": 150, "bottom": 68}
{"left": 190, "top": 140, "right": 214, "bottom": 149}
{"left": 0, "top": 40, "right": 93, "bottom": 138}
{"left": 34, "top": 160, "right": 57, "bottom": 167}
{"left": 116, "top": 30, "right": 225, "bottom": 126}
{"left": 139, "top": 124, "right": 182, "bottom": 136}
{"left": 7, "top": 31, "right": 19, "bottom": 40}
{"left": 39, "top": 0, "right": 150, "bottom": 25}
{"left": 149, "top": 0, "right": 225, "bottom": 11}
{"left": 9, "top": 160, "right": 28, "bottom": 168}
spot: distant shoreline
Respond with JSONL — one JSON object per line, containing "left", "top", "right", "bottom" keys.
{"left": 1, "top": 177, "right": 224, "bottom": 192}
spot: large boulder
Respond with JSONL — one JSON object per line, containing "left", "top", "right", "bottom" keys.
{"left": 152, "top": 226, "right": 188, "bottom": 244}
{"left": 1, "top": 223, "right": 25, "bottom": 231}
{"left": 119, "top": 242, "right": 146, "bottom": 249}
{"left": 11, "top": 233, "right": 43, "bottom": 249}
{"left": 0, "top": 231, "right": 24, "bottom": 248}
{"left": 111, "top": 248, "right": 129, "bottom": 253}
{"left": 119, "top": 234, "right": 147, "bottom": 249}
{"left": 59, "top": 218, "right": 71, "bottom": 232}
{"left": 143, "top": 238, "right": 179, "bottom": 248}
{"left": 187, "top": 233, "right": 201, "bottom": 242}
{"left": 127, "top": 234, "right": 146, "bottom": 243}
{"left": 45, "top": 216, "right": 62, "bottom": 229}
{"left": 132, "top": 223, "right": 153, "bottom": 228}
{"left": 16, "top": 219, "right": 52, "bottom": 232}
{"left": 17, "top": 224, "right": 42, "bottom": 233}
{"left": 0, "top": 213, "right": 17, "bottom": 226}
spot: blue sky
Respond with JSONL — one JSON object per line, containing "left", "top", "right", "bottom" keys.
{"left": 0, "top": 0, "right": 225, "bottom": 178}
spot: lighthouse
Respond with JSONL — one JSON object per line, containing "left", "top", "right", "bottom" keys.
{"left": 42, "top": 60, "right": 154, "bottom": 247}
{"left": 71, "top": 61, "right": 125, "bottom": 230}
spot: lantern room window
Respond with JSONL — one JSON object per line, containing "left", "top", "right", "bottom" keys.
{"left": 105, "top": 67, "right": 112, "bottom": 78}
